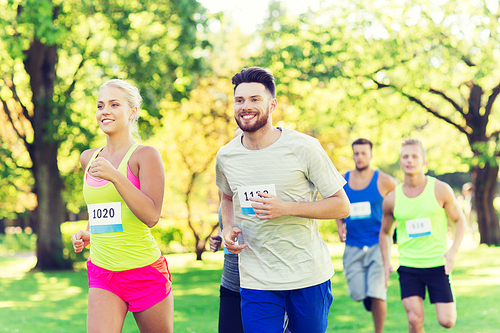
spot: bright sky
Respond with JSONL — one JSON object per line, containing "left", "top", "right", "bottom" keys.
{"left": 197, "top": 0, "right": 320, "bottom": 34}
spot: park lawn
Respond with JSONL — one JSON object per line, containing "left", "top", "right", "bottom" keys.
{"left": 0, "top": 244, "right": 499, "bottom": 333}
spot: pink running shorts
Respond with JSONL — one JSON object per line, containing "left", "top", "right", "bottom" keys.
{"left": 87, "top": 255, "right": 172, "bottom": 312}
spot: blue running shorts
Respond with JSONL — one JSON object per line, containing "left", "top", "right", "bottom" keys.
{"left": 240, "top": 279, "right": 333, "bottom": 333}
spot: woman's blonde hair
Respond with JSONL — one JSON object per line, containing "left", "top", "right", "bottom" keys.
{"left": 99, "top": 79, "right": 143, "bottom": 141}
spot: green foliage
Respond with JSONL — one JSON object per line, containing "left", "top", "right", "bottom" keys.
{"left": 0, "top": 0, "right": 210, "bottom": 220}
{"left": 0, "top": 232, "right": 36, "bottom": 254}
{"left": 89, "top": 0, "right": 210, "bottom": 114}
{"left": 252, "top": 0, "right": 498, "bottom": 176}
{"left": 467, "top": 140, "right": 500, "bottom": 168}
{"left": 149, "top": 21, "right": 254, "bottom": 257}
{"left": 150, "top": 219, "right": 189, "bottom": 254}
{"left": 318, "top": 219, "right": 339, "bottom": 243}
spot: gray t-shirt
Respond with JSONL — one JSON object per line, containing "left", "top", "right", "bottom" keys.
{"left": 216, "top": 128, "right": 345, "bottom": 290}
{"left": 221, "top": 253, "right": 240, "bottom": 292}
{"left": 218, "top": 206, "right": 240, "bottom": 292}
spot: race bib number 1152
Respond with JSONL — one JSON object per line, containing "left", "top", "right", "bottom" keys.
{"left": 237, "top": 184, "right": 276, "bottom": 215}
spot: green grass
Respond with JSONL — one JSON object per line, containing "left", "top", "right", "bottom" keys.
{"left": 1, "top": 243, "right": 500, "bottom": 332}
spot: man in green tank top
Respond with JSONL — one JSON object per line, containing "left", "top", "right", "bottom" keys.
{"left": 380, "top": 139, "right": 466, "bottom": 333}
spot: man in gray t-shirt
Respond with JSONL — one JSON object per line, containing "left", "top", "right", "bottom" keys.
{"left": 215, "top": 67, "right": 350, "bottom": 333}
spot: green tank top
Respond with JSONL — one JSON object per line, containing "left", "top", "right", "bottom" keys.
{"left": 394, "top": 176, "right": 448, "bottom": 268}
{"left": 83, "top": 144, "right": 161, "bottom": 271}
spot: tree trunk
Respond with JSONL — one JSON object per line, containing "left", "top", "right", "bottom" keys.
{"left": 24, "top": 38, "right": 70, "bottom": 270}
{"left": 195, "top": 241, "right": 206, "bottom": 261}
{"left": 472, "top": 163, "right": 500, "bottom": 245}
{"left": 33, "top": 142, "right": 70, "bottom": 269}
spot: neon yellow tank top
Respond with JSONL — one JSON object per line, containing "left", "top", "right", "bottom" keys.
{"left": 394, "top": 176, "right": 448, "bottom": 268}
{"left": 83, "top": 144, "right": 161, "bottom": 271}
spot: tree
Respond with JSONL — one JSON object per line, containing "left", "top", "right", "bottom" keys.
{"left": 152, "top": 19, "right": 252, "bottom": 260}
{"left": 255, "top": 0, "right": 500, "bottom": 245}
{"left": 0, "top": 0, "right": 208, "bottom": 269}
{"left": 0, "top": 105, "right": 37, "bottom": 222}
{"left": 153, "top": 76, "right": 234, "bottom": 260}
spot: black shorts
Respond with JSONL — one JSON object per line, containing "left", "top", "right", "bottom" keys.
{"left": 397, "top": 266, "right": 455, "bottom": 304}
{"left": 219, "top": 285, "right": 244, "bottom": 333}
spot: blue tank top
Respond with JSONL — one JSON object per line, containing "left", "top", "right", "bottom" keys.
{"left": 344, "top": 170, "right": 383, "bottom": 247}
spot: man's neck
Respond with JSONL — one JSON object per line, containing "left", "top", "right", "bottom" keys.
{"left": 351, "top": 167, "right": 373, "bottom": 179}
{"left": 242, "top": 125, "right": 281, "bottom": 150}
{"left": 404, "top": 172, "right": 427, "bottom": 188}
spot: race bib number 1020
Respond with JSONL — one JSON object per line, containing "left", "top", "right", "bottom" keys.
{"left": 237, "top": 184, "right": 276, "bottom": 215}
{"left": 88, "top": 202, "right": 123, "bottom": 234}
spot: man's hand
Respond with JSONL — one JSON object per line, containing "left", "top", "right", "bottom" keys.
{"left": 223, "top": 227, "right": 248, "bottom": 254}
{"left": 384, "top": 263, "right": 393, "bottom": 288}
{"left": 443, "top": 249, "right": 457, "bottom": 275}
{"left": 337, "top": 224, "right": 346, "bottom": 242}
{"left": 250, "top": 191, "right": 288, "bottom": 220}
{"left": 209, "top": 235, "right": 222, "bottom": 253}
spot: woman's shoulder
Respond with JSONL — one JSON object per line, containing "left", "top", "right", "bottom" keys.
{"left": 80, "top": 147, "right": 101, "bottom": 169}
{"left": 131, "top": 145, "right": 163, "bottom": 165}
{"left": 134, "top": 144, "right": 161, "bottom": 156}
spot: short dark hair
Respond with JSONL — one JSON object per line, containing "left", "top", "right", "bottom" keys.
{"left": 232, "top": 67, "right": 276, "bottom": 98}
{"left": 352, "top": 138, "right": 373, "bottom": 150}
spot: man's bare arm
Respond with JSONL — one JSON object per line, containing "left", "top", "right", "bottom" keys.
{"left": 221, "top": 192, "right": 247, "bottom": 254}
{"left": 251, "top": 188, "right": 350, "bottom": 221}
{"left": 380, "top": 190, "right": 396, "bottom": 287}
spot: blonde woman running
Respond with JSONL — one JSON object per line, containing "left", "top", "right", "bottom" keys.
{"left": 71, "top": 79, "right": 172, "bottom": 333}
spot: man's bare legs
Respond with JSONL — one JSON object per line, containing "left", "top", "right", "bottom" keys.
{"left": 371, "top": 297, "right": 387, "bottom": 333}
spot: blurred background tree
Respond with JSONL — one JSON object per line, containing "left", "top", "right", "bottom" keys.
{"left": 0, "top": 0, "right": 209, "bottom": 269}
{"left": 152, "top": 18, "right": 256, "bottom": 260}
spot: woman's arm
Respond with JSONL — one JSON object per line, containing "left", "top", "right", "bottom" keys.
{"left": 88, "top": 145, "right": 165, "bottom": 228}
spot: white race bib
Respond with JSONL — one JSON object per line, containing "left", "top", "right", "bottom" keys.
{"left": 406, "top": 217, "right": 432, "bottom": 238}
{"left": 349, "top": 201, "right": 371, "bottom": 220}
{"left": 238, "top": 184, "right": 276, "bottom": 215}
{"left": 88, "top": 202, "right": 123, "bottom": 234}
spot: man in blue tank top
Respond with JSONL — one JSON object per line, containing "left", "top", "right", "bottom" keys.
{"left": 337, "top": 138, "right": 397, "bottom": 333}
